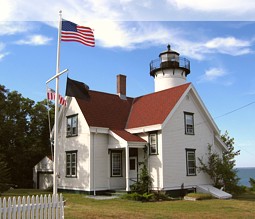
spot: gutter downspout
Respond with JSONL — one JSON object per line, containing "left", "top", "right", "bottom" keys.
{"left": 92, "top": 131, "right": 96, "bottom": 196}
{"left": 126, "top": 145, "right": 130, "bottom": 191}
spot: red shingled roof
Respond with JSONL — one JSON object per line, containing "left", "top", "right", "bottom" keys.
{"left": 76, "top": 90, "right": 133, "bottom": 130}
{"left": 126, "top": 83, "right": 190, "bottom": 129}
{"left": 111, "top": 129, "right": 146, "bottom": 142}
{"left": 76, "top": 83, "right": 191, "bottom": 141}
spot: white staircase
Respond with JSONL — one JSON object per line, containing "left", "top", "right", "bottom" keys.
{"left": 197, "top": 185, "right": 232, "bottom": 199}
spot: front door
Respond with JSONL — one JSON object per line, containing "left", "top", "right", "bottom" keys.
{"left": 129, "top": 157, "right": 138, "bottom": 185}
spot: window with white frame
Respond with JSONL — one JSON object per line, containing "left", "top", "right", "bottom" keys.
{"left": 184, "top": 112, "right": 194, "bottom": 135}
{"left": 66, "top": 151, "right": 77, "bottom": 177}
{"left": 149, "top": 133, "right": 158, "bottom": 155}
{"left": 111, "top": 151, "right": 122, "bottom": 177}
{"left": 186, "top": 149, "right": 196, "bottom": 176}
{"left": 66, "top": 114, "right": 78, "bottom": 137}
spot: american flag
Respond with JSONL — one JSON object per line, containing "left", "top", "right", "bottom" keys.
{"left": 61, "top": 20, "right": 95, "bottom": 47}
{"left": 47, "top": 88, "right": 67, "bottom": 106}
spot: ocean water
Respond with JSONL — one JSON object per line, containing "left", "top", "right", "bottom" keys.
{"left": 236, "top": 167, "right": 255, "bottom": 187}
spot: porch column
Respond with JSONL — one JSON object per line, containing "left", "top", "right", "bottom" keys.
{"left": 125, "top": 146, "right": 130, "bottom": 191}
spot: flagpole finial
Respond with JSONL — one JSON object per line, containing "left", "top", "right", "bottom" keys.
{"left": 59, "top": 10, "right": 62, "bottom": 15}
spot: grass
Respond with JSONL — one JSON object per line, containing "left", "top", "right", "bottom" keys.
{"left": 185, "top": 192, "right": 213, "bottom": 200}
{"left": 1, "top": 189, "right": 255, "bottom": 218}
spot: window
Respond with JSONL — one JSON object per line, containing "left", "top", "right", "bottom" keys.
{"left": 184, "top": 112, "right": 194, "bottom": 135}
{"left": 66, "top": 151, "right": 77, "bottom": 177}
{"left": 66, "top": 114, "right": 78, "bottom": 137}
{"left": 111, "top": 151, "right": 122, "bottom": 177}
{"left": 186, "top": 149, "right": 196, "bottom": 176}
{"left": 130, "top": 158, "right": 136, "bottom": 170}
{"left": 149, "top": 133, "right": 158, "bottom": 155}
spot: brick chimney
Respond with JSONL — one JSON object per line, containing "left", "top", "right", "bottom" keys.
{"left": 117, "top": 74, "right": 126, "bottom": 100}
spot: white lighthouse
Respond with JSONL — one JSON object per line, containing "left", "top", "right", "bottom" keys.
{"left": 150, "top": 45, "right": 190, "bottom": 92}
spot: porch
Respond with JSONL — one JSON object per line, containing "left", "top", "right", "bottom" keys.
{"left": 108, "top": 146, "right": 146, "bottom": 192}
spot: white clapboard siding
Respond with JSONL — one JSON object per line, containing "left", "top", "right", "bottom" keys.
{"left": 0, "top": 193, "right": 64, "bottom": 219}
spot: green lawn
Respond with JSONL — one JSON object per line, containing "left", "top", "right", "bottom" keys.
{"left": 1, "top": 190, "right": 255, "bottom": 219}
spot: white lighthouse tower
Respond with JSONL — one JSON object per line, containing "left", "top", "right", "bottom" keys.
{"left": 150, "top": 45, "right": 190, "bottom": 92}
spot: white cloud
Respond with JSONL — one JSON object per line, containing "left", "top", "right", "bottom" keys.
{"left": 87, "top": 22, "right": 253, "bottom": 58}
{"left": 0, "top": 0, "right": 253, "bottom": 59}
{"left": 15, "top": 35, "right": 52, "bottom": 46}
{"left": 173, "top": 36, "right": 253, "bottom": 61}
{"left": 204, "top": 37, "right": 252, "bottom": 55}
{"left": 2, "top": 0, "right": 255, "bottom": 22}
{"left": 0, "top": 20, "right": 253, "bottom": 60}
{"left": 0, "top": 42, "right": 9, "bottom": 61}
{"left": 169, "top": 0, "right": 255, "bottom": 14}
{"left": 0, "top": 22, "right": 34, "bottom": 36}
{"left": 205, "top": 68, "right": 227, "bottom": 80}
{"left": 198, "top": 67, "right": 228, "bottom": 83}
{"left": 93, "top": 21, "right": 176, "bottom": 49}
{"left": 0, "top": 0, "right": 14, "bottom": 21}
{"left": 0, "top": 54, "right": 4, "bottom": 60}
{"left": 0, "top": 52, "right": 9, "bottom": 61}
{"left": 0, "top": 0, "right": 123, "bottom": 22}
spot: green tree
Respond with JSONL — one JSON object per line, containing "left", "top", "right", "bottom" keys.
{"left": 220, "top": 131, "right": 241, "bottom": 193}
{"left": 0, "top": 155, "right": 12, "bottom": 193}
{"left": 198, "top": 144, "right": 223, "bottom": 188}
{"left": 0, "top": 85, "right": 53, "bottom": 188}
{"left": 198, "top": 131, "right": 241, "bottom": 194}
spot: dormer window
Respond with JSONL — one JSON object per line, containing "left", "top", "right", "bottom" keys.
{"left": 66, "top": 114, "right": 78, "bottom": 137}
{"left": 184, "top": 112, "right": 194, "bottom": 135}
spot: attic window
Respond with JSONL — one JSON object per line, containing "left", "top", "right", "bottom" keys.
{"left": 184, "top": 112, "right": 194, "bottom": 135}
{"left": 66, "top": 114, "right": 78, "bottom": 137}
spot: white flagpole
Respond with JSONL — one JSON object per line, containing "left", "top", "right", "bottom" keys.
{"left": 53, "top": 10, "right": 62, "bottom": 195}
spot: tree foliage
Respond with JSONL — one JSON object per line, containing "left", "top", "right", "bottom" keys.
{"left": 249, "top": 178, "right": 255, "bottom": 191}
{"left": 0, "top": 155, "right": 12, "bottom": 193}
{"left": 0, "top": 85, "right": 54, "bottom": 188}
{"left": 198, "top": 131, "right": 242, "bottom": 194}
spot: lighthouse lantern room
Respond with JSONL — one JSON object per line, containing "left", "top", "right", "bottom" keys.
{"left": 150, "top": 45, "right": 190, "bottom": 92}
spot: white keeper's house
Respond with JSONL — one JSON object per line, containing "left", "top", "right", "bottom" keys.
{"left": 56, "top": 45, "right": 227, "bottom": 195}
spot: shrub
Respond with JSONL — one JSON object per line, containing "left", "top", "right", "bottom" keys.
{"left": 130, "top": 163, "right": 152, "bottom": 194}
{"left": 121, "top": 192, "right": 154, "bottom": 202}
{"left": 152, "top": 190, "right": 171, "bottom": 201}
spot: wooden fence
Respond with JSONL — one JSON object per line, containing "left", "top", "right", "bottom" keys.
{"left": 0, "top": 193, "right": 64, "bottom": 219}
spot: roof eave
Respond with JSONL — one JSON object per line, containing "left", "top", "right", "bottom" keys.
{"left": 215, "top": 135, "right": 228, "bottom": 151}
{"left": 109, "top": 130, "right": 146, "bottom": 148}
{"left": 125, "top": 124, "right": 162, "bottom": 134}
{"left": 161, "top": 84, "right": 192, "bottom": 129}
{"left": 161, "top": 84, "right": 221, "bottom": 134}
{"left": 190, "top": 84, "right": 220, "bottom": 134}
{"left": 90, "top": 126, "right": 109, "bottom": 134}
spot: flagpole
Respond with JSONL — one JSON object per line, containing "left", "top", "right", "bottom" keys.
{"left": 53, "top": 10, "right": 62, "bottom": 195}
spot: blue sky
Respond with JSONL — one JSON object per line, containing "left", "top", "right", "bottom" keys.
{"left": 0, "top": 1, "right": 255, "bottom": 167}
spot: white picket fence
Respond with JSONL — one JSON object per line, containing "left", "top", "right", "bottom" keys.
{"left": 0, "top": 193, "right": 64, "bottom": 219}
